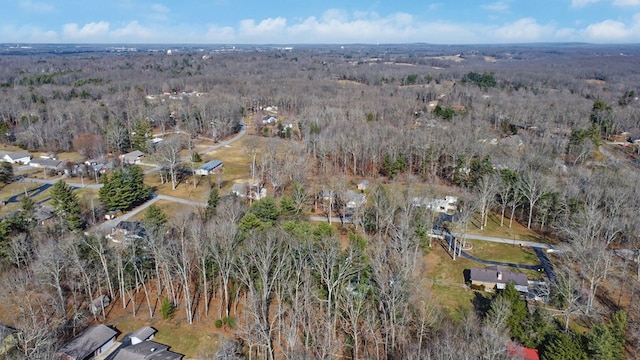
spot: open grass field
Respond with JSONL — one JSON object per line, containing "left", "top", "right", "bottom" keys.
{"left": 144, "top": 171, "right": 213, "bottom": 203}
{"left": 464, "top": 239, "right": 540, "bottom": 265}
{"left": 0, "top": 182, "right": 47, "bottom": 216}
{"left": 129, "top": 199, "right": 199, "bottom": 222}
{"left": 199, "top": 138, "right": 255, "bottom": 192}
{"left": 147, "top": 137, "right": 255, "bottom": 200}
{"left": 462, "top": 212, "right": 548, "bottom": 244}
{"left": 421, "top": 245, "right": 477, "bottom": 317}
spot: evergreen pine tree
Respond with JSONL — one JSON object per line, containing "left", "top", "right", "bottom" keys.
{"left": 543, "top": 332, "right": 587, "bottom": 360}
{"left": 0, "top": 161, "right": 13, "bottom": 185}
{"left": 144, "top": 204, "right": 167, "bottom": 235}
{"left": 205, "top": 187, "right": 219, "bottom": 219}
{"left": 49, "top": 180, "right": 84, "bottom": 230}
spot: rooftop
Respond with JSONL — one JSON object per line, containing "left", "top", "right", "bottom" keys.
{"left": 57, "top": 324, "right": 118, "bottom": 360}
{"left": 470, "top": 265, "right": 528, "bottom": 287}
{"left": 198, "top": 159, "right": 223, "bottom": 171}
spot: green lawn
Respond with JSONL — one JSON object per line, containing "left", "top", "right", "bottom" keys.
{"left": 464, "top": 239, "right": 540, "bottom": 265}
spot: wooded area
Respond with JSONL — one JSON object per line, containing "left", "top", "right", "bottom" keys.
{"left": 0, "top": 43, "right": 639, "bottom": 359}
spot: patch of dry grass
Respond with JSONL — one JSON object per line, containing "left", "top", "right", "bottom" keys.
{"left": 462, "top": 212, "right": 546, "bottom": 244}
{"left": 144, "top": 170, "right": 213, "bottom": 203}
{"left": 106, "top": 308, "right": 226, "bottom": 358}
{"left": 422, "top": 245, "right": 476, "bottom": 314}
{"left": 464, "top": 240, "right": 540, "bottom": 265}
{"left": 0, "top": 182, "right": 44, "bottom": 216}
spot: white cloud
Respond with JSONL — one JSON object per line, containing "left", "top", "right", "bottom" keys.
{"left": 19, "top": 0, "right": 54, "bottom": 12}
{"left": 111, "top": 21, "right": 154, "bottom": 39}
{"left": 584, "top": 19, "right": 634, "bottom": 39}
{"left": 63, "top": 21, "right": 110, "bottom": 39}
{"left": 613, "top": 0, "right": 640, "bottom": 5}
{"left": 239, "top": 17, "right": 287, "bottom": 38}
{"left": 482, "top": 1, "right": 510, "bottom": 12}
{"left": 5, "top": 6, "right": 640, "bottom": 44}
{"left": 206, "top": 25, "right": 236, "bottom": 42}
{"left": 571, "top": 0, "right": 601, "bottom": 7}
{"left": 151, "top": 4, "right": 170, "bottom": 13}
{"left": 0, "top": 24, "right": 58, "bottom": 42}
{"left": 492, "top": 18, "right": 554, "bottom": 41}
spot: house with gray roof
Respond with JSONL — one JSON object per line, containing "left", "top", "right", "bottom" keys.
{"left": 121, "top": 151, "right": 145, "bottom": 165}
{"left": 111, "top": 340, "right": 182, "bottom": 360}
{"left": 56, "top": 324, "right": 118, "bottom": 360}
{"left": 29, "top": 158, "right": 64, "bottom": 170}
{"left": 0, "top": 151, "right": 30, "bottom": 164}
{"left": 194, "top": 160, "right": 223, "bottom": 175}
{"left": 469, "top": 265, "right": 529, "bottom": 293}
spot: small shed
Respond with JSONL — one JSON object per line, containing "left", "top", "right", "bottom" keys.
{"left": 130, "top": 326, "right": 157, "bottom": 345}
{"left": 89, "top": 294, "right": 111, "bottom": 315}
{"left": 357, "top": 180, "right": 369, "bottom": 191}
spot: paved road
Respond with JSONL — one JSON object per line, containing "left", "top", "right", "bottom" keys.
{"left": 309, "top": 215, "right": 352, "bottom": 224}
{"left": 96, "top": 197, "right": 160, "bottom": 231}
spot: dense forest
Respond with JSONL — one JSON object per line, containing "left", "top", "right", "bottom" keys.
{"left": 0, "top": 43, "right": 639, "bottom": 359}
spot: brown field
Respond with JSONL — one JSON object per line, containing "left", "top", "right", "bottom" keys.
{"left": 103, "top": 287, "right": 233, "bottom": 358}
{"left": 463, "top": 212, "right": 549, "bottom": 244}
{"left": 130, "top": 199, "right": 199, "bottom": 221}
{"left": 0, "top": 182, "right": 46, "bottom": 216}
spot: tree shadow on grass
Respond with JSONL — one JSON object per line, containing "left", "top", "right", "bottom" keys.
{"left": 472, "top": 291, "right": 492, "bottom": 320}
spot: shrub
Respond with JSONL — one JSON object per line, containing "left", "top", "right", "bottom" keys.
{"left": 160, "top": 297, "right": 175, "bottom": 319}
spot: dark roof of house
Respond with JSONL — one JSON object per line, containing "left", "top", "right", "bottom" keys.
{"left": 29, "top": 158, "right": 63, "bottom": 168}
{"left": 131, "top": 327, "right": 156, "bottom": 341}
{"left": 34, "top": 205, "right": 55, "bottom": 222}
{"left": 112, "top": 341, "right": 182, "bottom": 360}
{"left": 57, "top": 324, "right": 118, "bottom": 360}
{"left": 123, "top": 151, "right": 144, "bottom": 159}
{"left": 116, "top": 221, "right": 146, "bottom": 238}
{"left": 198, "top": 160, "right": 223, "bottom": 172}
{"left": 469, "top": 266, "right": 528, "bottom": 287}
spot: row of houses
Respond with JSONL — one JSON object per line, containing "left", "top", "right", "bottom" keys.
{"left": 0, "top": 150, "right": 66, "bottom": 170}
{"left": 56, "top": 324, "right": 183, "bottom": 360}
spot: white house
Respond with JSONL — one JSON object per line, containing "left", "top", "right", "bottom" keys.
{"left": 0, "top": 151, "right": 30, "bottom": 164}
{"left": 29, "top": 158, "right": 63, "bottom": 169}
{"left": 195, "top": 160, "right": 223, "bottom": 175}
{"left": 262, "top": 115, "right": 278, "bottom": 125}
{"left": 121, "top": 150, "right": 144, "bottom": 165}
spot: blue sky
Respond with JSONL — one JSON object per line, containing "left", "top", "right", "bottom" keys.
{"left": 1, "top": 0, "right": 639, "bottom": 44}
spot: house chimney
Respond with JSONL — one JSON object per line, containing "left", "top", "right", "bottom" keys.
{"left": 497, "top": 271, "right": 503, "bottom": 281}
